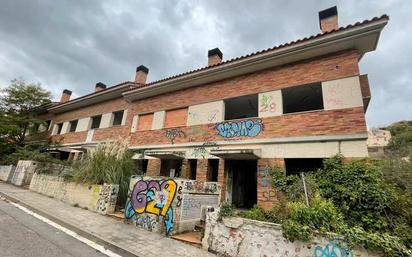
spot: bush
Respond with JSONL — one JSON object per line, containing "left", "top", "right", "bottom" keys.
{"left": 72, "top": 139, "right": 135, "bottom": 207}
{"left": 219, "top": 201, "right": 234, "bottom": 219}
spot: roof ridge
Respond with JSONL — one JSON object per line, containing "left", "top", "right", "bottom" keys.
{"left": 145, "top": 14, "right": 389, "bottom": 86}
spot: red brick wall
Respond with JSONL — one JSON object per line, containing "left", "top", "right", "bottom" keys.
{"left": 146, "top": 159, "right": 161, "bottom": 176}
{"left": 131, "top": 107, "right": 366, "bottom": 146}
{"left": 164, "top": 108, "right": 188, "bottom": 128}
{"left": 257, "top": 158, "right": 285, "bottom": 210}
{"left": 196, "top": 159, "right": 208, "bottom": 182}
{"left": 49, "top": 97, "right": 129, "bottom": 144}
{"left": 128, "top": 50, "right": 363, "bottom": 146}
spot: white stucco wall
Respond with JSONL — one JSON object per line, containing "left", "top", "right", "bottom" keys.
{"left": 152, "top": 111, "right": 165, "bottom": 130}
{"left": 187, "top": 100, "right": 224, "bottom": 126}
{"left": 76, "top": 117, "right": 91, "bottom": 132}
{"left": 258, "top": 90, "right": 283, "bottom": 117}
{"left": 100, "top": 113, "right": 113, "bottom": 128}
{"left": 203, "top": 209, "right": 380, "bottom": 257}
{"left": 61, "top": 121, "right": 70, "bottom": 134}
{"left": 322, "top": 76, "right": 363, "bottom": 110}
{"left": 131, "top": 115, "right": 139, "bottom": 132}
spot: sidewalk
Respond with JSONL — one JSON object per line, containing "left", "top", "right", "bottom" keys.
{"left": 0, "top": 182, "right": 215, "bottom": 257}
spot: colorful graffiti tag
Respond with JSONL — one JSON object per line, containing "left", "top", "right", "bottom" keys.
{"left": 260, "top": 94, "right": 276, "bottom": 113}
{"left": 125, "top": 178, "right": 177, "bottom": 235}
{"left": 216, "top": 119, "right": 263, "bottom": 138}
{"left": 313, "top": 241, "right": 353, "bottom": 257}
{"left": 165, "top": 128, "right": 185, "bottom": 144}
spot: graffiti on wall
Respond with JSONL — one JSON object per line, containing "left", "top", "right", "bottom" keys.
{"left": 125, "top": 178, "right": 177, "bottom": 235}
{"left": 258, "top": 166, "right": 270, "bottom": 187}
{"left": 192, "top": 141, "right": 218, "bottom": 158}
{"left": 313, "top": 241, "right": 353, "bottom": 257}
{"left": 165, "top": 128, "right": 185, "bottom": 144}
{"left": 216, "top": 119, "right": 263, "bottom": 138}
{"left": 183, "top": 180, "right": 219, "bottom": 194}
{"left": 181, "top": 195, "right": 219, "bottom": 220}
{"left": 96, "top": 184, "right": 119, "bottom": 214}
{"left": 260, "top": 94, "right": 277, "bottom": 113}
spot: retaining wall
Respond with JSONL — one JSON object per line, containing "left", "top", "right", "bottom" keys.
{"left": 10, "top": 160, "right": 38, "bottom": 186}
{"left": 0, "top": 165, "right": 15, "bottom": 182}
{"left": 202, "top": 209, "right": 381, "bottom": 257}
{"left": 29, "top": 173, "right": 119, "bottom": 215}
{"left": 125, "top": 175, "right": 221, "bottom": 235}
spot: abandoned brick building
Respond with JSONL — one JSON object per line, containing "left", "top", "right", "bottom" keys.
{"left": 31, "top": 7, "right": 388, "bottom": 209}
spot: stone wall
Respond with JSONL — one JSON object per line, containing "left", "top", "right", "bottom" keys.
{"left": 0, "top": 165, "right": 15, "bottom": 182}
{"left": 10, "top": 160, "right": 38, "bottom": 186}
{"left": 29, "top": 173, "right": 118, "bottom": 215}
{"left": 202, "top": 209, "right": 381, "bottom": 257}
{"left": 124, "top": 175, "right": 221, "bottom": 235}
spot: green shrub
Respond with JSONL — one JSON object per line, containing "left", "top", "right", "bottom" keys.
{"left": 72, "top": 139, "right": 135, "bottom": 207}
{"left": 219, "top": 201, "right": 234, "bottom": 219}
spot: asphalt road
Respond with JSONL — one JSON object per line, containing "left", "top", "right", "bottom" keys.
{"left": 0, "top": 198, "right": 111, "bottom": 257}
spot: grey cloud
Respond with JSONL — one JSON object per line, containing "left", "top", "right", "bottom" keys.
{"left": 0, "top": 0, "right": 411, "bottom": 127}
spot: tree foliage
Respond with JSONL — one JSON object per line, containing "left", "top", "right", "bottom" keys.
{"left": 0, "top": 78, "right": 51, "bottom": 163}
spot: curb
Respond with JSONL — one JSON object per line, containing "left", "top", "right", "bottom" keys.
{"left": 0, "top": 190, "right": 139, "bottom": 257}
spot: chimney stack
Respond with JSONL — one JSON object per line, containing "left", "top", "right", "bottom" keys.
{"left": 60, "top": 89, "right": 72, "bottom": 103}
{"left": 95, "top": 82, "right": 107, "bottom": 92}
{"left": 319, "top": 6, "right": 338, "bottom": 33}
{"left": 135, "top": 65, "right": 149, "bottom": 84}
{"left": 208, "top": 48, "right": 223, "bottom": 66}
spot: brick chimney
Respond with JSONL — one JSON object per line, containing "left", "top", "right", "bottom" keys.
{"left": 135, "top": 65, "right": 149, "bottom": 84}
{"left": 319, "top": 6, "right": 338, "bottom": 33}
{"left": 95, "top": 82, "right": 106, "bottom": 92}
{"left": 60, "top": 89, "right": 72, "bottom": 103}
{"left": 208, "top": 48, "right": 223, "bottom": 66}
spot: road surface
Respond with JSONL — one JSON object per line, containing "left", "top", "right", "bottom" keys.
{"left": 0, "top": 197, "right": 115, "bottom": 257}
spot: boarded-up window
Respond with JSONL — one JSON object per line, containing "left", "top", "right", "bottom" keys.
{"left": 164, "top": 108, "right": 188, "bottom": 128}
{"left": 137, "top": 113, "right": 153, "bottom": 131}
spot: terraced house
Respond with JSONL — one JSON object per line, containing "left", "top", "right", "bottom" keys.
{"left": 31, "top": 7, "right": 388, "bottom": 210}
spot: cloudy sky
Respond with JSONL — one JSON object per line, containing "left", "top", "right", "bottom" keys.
{"left": 0, "top": 0, "right": 410, "bottom": 127}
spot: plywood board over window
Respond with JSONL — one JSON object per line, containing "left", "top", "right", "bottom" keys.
{"left": 164, "top": 108, "right": 188, "bottom": 128}
{"left": 137, "top": 113, "right": 154, "bottom": 131}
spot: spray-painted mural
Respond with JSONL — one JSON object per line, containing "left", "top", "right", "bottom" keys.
{"left": 216, "top": 119, "right": 263, "bottom": 138}
{"left": 96, "top": 184, "right": 119, "bottom": 215}
{"left": 165, "top": 128, "right": 185, "bottom": 144}
{"left": 125, "top": 176, "right": 221, "bottom": 235}
{"left": 125, "top": 178, "right": 177, "bottom": 235}
{"left": 313, "top": 241, "right": 353, "bottom": 257}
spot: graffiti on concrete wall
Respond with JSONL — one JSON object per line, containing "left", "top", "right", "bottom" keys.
{"left": 260, "top": 94, "right": 277, "bottom": 113}
{"left": 96, "top": 184, "right": 119, "bottom": 214}
{"left": 183, "top": 180, "right": 219, "bottom": 194}
{"left": 165, "top": 128, "right": 185, "bottom": 144}
{"left": 192, "top": 141, "right": 218, "bottom": 158}
{"left": 314, "top": 241, "right": 353, "bottom": 257}
{"left": 216, "top": 119, "right": 263, "bottom": 138}
{"left": 258, "top": 166, "right": 270, "bottom": 187}
{"left": 181, "top": 195, "right": 219, "bottom": 220}
{"left": 125, "top": 178, "right": 177, "bottom": 235}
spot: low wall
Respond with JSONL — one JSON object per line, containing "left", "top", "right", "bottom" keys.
{"left": 202, "top": 209, "right": 380, "bottom": 257}
{"left": 29, "top": 173, "right": 119, "bottom": 215}
{"left": 11, "top": 160, "right": 38, "bottom": 186}
{"left": 125, "top": 175, "right": 221, "bottom": 235}
{"left": 0, "top": 165, "right": 15, "bottom": 182}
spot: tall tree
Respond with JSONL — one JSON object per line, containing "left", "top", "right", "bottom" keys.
{"left": 0, "top": 78, "right": 51, "bottom": 160}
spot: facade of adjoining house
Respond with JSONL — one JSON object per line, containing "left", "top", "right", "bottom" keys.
{"left": 367, "top": 129, "right": 391, "bottom": 157}
{"left": 30, "top": 7, "right": 388, "bottom": 211}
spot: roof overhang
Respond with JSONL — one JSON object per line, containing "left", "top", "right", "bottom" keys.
{"left": 210, "top": 149, "right": 261, "bottom": 160}
{"left": 123, "top": 17, "right": 388, "bottom": 102}
{"left": 48, "top": 82, "right": 137, "bottom": 114}
{"left": 144, "top": 150, "right": 185, "bottom": 159}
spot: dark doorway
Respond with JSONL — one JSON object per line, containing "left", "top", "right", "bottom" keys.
{"left": 284, "top": 158, "right": 324, "bottom": 176}
{"left": 208, "top": 159, "right": 219, "bottom": 182}
{"left": 160, "top": 159, "right": 183, "bottom": 177}
{"left": 188, "top": 159, "right": 197, "bottom": 180}
{"left": 134, "top": 159, "right": 148, "bottom": 175}
{"left": 227, "top": 160, "right": 257, "bottom": 208}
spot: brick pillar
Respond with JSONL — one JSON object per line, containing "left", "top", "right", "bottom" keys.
{"left": 196, "top": 159, "right": 208, "bottom": 182}
{"left": 180, "top": 159, "right": 189, "bottom": 178}
{"left": 217, "top": 158, "right": 225, "bottom": 203}
{"left": 146, "top": 159, "right": 161, "bottom": 177}
{"left": 257, "top": 158, "right": 285, "bottom": 210}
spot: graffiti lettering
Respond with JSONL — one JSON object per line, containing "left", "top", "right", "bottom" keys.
{"left": 216, "top": 119, "right": 263, "bottom": 138}
{"left": 96, "top": 184, "right": 119, "bottom": 214}
{"left": 165, "top": 128, "right": 185, "bottom": 144}
{"left": 314, "top": 241, "right": 353, "bottom": 257}
{"left": 125, "top": 179, "right": 177, "bottom": 235}
{"left": 207, "top": 109, "right": 220, "bottom": 122}
{"left": 258, "top": 166, "right": 270, "bottom": 187}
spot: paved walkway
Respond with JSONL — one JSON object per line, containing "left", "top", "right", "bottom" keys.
{"left": 0, "top": 182, "right": 215, "bottom": 257}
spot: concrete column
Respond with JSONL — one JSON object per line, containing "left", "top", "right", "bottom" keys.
{"left": 196, "top": 159, "right": 208, "bottom": 182}
{"left": 257, "top": 158, "right": 285, "bottom": 210}
{"left": 146, "top": 159, "right": 161, "bottom": 177}
{"left": 180, "top": 159, "right": 189, "bottom": 178}
{"left": 217, "top": 158, "right": 225, "bottom": 203}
